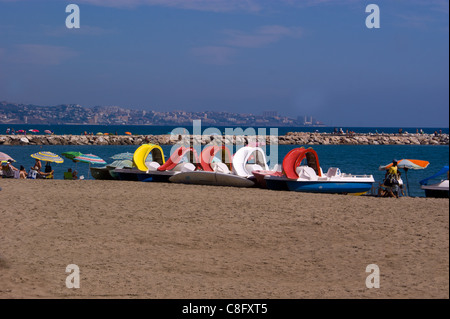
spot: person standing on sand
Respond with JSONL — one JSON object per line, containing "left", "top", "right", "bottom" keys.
{"left": 383, "top": 159, "right": 400, "bottom": 198}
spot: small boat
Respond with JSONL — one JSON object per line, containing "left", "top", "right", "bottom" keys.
{"left": 90, "top": 159, "right": 133, "bottom": 180}
{"left": 107, "top": 159, "right": 133, "bottom": 180}
{"left": 135, "top": 146, "right": 197, "bottom": 183}
{"left": 169, "top": 170, "right": 255, "bottom": 187}
{"left": 90, "top": 166, "right": 115, "bottom": 180}
{"left": 112, "top": 144, "right": 166, "bottom": 181}
{"left": 420, "top": 166, "right": 449, "bottom": 198}
{"left": 259, "top": 147, "right": 375, "bottom": 194}
{"left": 169, "top": 146, "right": 267, "bottom": 188}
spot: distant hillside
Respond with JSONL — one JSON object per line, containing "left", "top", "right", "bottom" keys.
{"left": 0, "top": 101, "right": 324, "bottom": 127}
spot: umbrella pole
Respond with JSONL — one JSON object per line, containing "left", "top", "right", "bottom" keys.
{"left": 88, "top": 163, "right": 91, "bottom": 179}
{"left": 404, "top": 168, "right": 410, "bottom": 197}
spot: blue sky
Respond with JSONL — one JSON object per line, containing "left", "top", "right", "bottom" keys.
{"left": 0, "top": 0, "right": 448, "bottom": 127}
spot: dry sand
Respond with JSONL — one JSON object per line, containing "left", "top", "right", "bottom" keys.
{"left": 0, "top": 179, "right": 448, "bottom": 299}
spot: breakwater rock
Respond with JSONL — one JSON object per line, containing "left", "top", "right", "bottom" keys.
{"left": 0, "top": 133, "right": 448, "bottom": 146}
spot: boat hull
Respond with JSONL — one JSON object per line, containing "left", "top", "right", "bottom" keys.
{"left": 90, "top": 167, "right": 114, "bottom": 180}
{"left": 286, "top": 181, "right": 374, "bottom": 194}
{"left": 113, "top": 168, "right": 141, "bottom": 181}
{"left": 421, "top": 181, "right": 449, "bottom": 198}
{"left": 265, "top": 177, "right": 290, "bottom": 191}
{"left": 136, "top": 171, "right": 177, "bottom": 183}
{"left": 108, "top": 168, "right": 120, "bottom": 180}
{"left": 252, "top": 170, "right": 284, "bottom": 189}
{"left": 423, "top": 189, "right": 449, "bottom": 198}
{"left": 169, "top": 171, "right": 255, "bottom": 188}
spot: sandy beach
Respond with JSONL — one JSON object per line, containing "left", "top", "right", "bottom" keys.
{"left": 0, "top": 179, "right": 448, "bottom": 299}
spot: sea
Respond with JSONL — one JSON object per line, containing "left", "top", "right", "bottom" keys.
{"left": 1, "top": 124, "right": 448, "bottom": 197}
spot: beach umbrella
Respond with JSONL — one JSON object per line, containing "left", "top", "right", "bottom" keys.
{"left": 62, "top": 151, "right": 83, "bottom": 161}
{"left": 62, "top": 151, "right": 83, "bottom": 170}
{"left": 0, "top": 152, "right": 15, "bottom": 162}
{"left": 111, "top": 152, "right": 134, "bottom": 161}
{"left": 107, "top": 159, "right": 133, "bottom": 169}
{"left": 44, "top": 130, "right": 53, "bottom": 134}
{"left": 31, "top": 151, "right": 64, "bottom": 165}
{"left": 125, "top": 132, "right": 132, "bottom": 135}
{"left": 379, "top": 159, "right": 430, "bottom": 196}
{"left": 96, "top": 132, "right": 103, "bottom": 136}
{"left": 73, "top": 154, "right": 107, "bottom": 179}
{"left": 29, "top": 129, "right": 39, "bottom": 133}
{"left": 16, "top": 130, "right": 26, "bottom": 134}
{"left": 74, "top": 154, "right": 106, "bottom": 165}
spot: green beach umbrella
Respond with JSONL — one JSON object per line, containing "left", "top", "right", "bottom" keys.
{"left": 62, "top": 151, "right": 83, "bottom": 161}
{"left": 62, "top": 151, "right": 83, "bottom": 171}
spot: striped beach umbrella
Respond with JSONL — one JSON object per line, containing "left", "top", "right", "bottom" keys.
{"left": 74, "top": 154, "right": 107, "bottom": 179}
{"left": 0, "top": 152, "right": 15, "bottom": 162}
{"left": 73, "top": 154, "right": 106, "bottom": 165}
{"left": 31, "top": 151, "right": 64, "bottom": 164}
{"left": 111, "top": 152, "right": 134, "bottom": 161}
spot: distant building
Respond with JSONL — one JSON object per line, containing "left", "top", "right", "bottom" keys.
{"left": 297, "top": 115, "right": 322, "bottom": 126}
{"left": 263, "top": 111, "right": 278, "bottom": 118}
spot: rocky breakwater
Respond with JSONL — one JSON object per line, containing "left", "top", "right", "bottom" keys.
{"left": 280, "top": 132, "right": 449, "bottom": 145}
{"left": 0, "top": 133, "right": 448, "bottom": 146}
{"left": 0, "top": 134, "right": 172, "bottom": 146}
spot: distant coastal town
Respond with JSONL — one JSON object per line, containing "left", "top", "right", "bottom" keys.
{"left": 0, "top": 101, "right": 324, "bottom": 127}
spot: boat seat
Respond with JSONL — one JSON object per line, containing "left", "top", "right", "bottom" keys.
{"left": 211, "top": 162, "right": 230, "bottom": 174}
{"left": 146, "top": 161, "right": 161, "bottom": 171}
{"left": 173, "top": 163, "right": 196, "bottom": 172}
{"left": 326, "top": 167, "right": 341, "bottom": 178}
{"left": 296, "top": 166, "right": 319, "bottom": 181}
{"left": 246, "top": 164, "right": 263, "bottom": 175}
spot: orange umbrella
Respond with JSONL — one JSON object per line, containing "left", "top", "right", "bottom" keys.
{"left": 125, "top": 132, "right": 132, "bottom": 135}
{"left": 379, "top": 159, "right": 429, "bottom": 171}
{"left": 379, "top": 159, "right": 430, "bottom": 196}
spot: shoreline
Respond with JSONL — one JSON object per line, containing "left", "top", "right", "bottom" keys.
{"left": 1, "top": 132, "right": 449, "bottom": 146}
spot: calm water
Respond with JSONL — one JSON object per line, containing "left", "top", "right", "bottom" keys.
{"left": 1, "top": 144, "right": 448, "bottom": 197}
{"left": 1, "top": 124, "right": 448, "bottom": 136}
